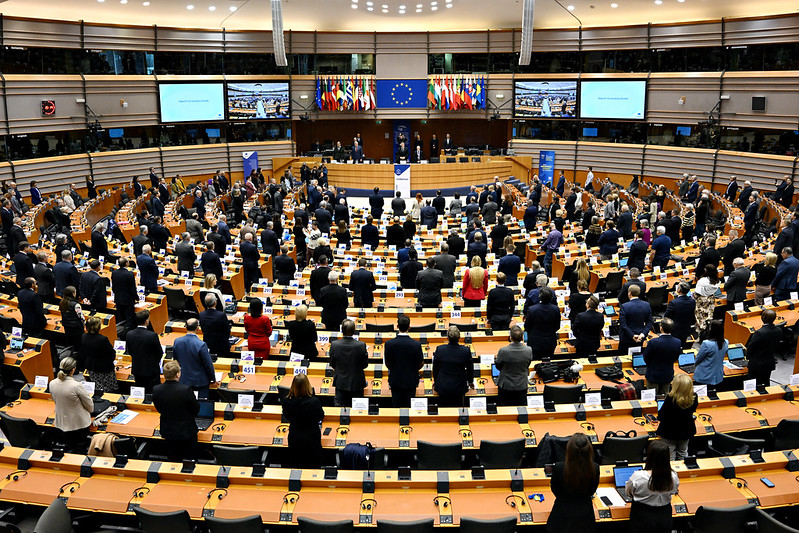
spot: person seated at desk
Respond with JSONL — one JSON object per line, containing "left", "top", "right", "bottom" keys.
{"left": 153, "top": 360, "right": 200, "bottom": 462}
{"left": 693, "top": 319, "right": 727, "bottom": 387}
{"left": 282, "top": 373, "right": 325, "bottom": 469}
{"left": 49, "top": 357, "right": 93, "bottom": 453}
{"left": 384, "top": 314, "right": 425, "bottom": 408}
{"left": 127, "top": 310, "right": 163, "bottom": 393}
{"left": 625, "top": 440, "right": 679, "bottom": 533}
{"left": 330, "top": 319, "right": 369, "bottom": 407}
{"left": 656, "top": 374, "right": 697, "bottom": 460}
{"left": 546, "top": 433, "right": 599, "bottom": 533}
{"left": 244, "top": 298, "right": 273, "bottom": 360}
{"left": 287, "top": 305, "right": 318, "bottom": 361}
{"left": 200, "top": 294, "right": 232, "bottom": 359}
{"left": 495, "top": 325, "right": 533, "bottom": 406}
{"left": 82, "top": 315, "right": 118, "bottom": 393}
{"left": 432, "top": 325, "right": 473, "bottom": 407}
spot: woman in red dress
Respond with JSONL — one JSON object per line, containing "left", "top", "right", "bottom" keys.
{"left": 244, "top": 299, "right": 273, "bottom": 360}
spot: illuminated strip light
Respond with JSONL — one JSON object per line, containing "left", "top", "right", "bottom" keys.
{"left": 271, "top": 0, "right": 288, "bottom": 67}
{"left": 518, "top": 0, "right": 535, "bottom": 66}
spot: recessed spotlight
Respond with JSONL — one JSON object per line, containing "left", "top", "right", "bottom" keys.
{"left": 208, "top": 5, "right": 216, "bottom": 10}
{"left": 677, "top": 0, "right": 685, "bottom": 2}
{"left": 142, "top": 1, "right": 150, "bottom": 4}
{"left": 446, "top": 2, "right": 452, "bottom": 6}
{"left": 186, "top": 4, "right": 194, "bottom": 9}
{"left": 366, "top": 1, "right": 373, "bottom": 4}
{"left": 610, "top": 2, "right": 617, "bottom": 6}
{"left": 382, "top": 7, "right": 388, "bottom": 11}
{"left": 382, "top": 3, "right": 388, "bottom": 7}
{"left": 367, "top": 5, "right": 373, "bottom": 9}
{"left": 97, "top": 0, "right": 105, "bottom": 3}
{"left": 431, "top": 5, "right": 438, "bottom": 9}
{"left": 120, "top": 0, "right": 128, "bottom": 4}
{"left": 229, "top": 5, "right": 236, "bottom": 11}
{"left": 445, "top": 0, "right": 452, "bottom": 3}
{"left": 654, "top": 0, "right": 661, "bottom": 4}
{"left": 416, "top": 2, "right": 422, "bottom": 6}
{"left": 351, "top": 3, "right": 358, "bottom": 7}
{"left": 416, "top": 7, "right": 422, "bottom": 11}
{"left": 431, "top": 1, "right": 437, "bottom": 4}
{"left": 567, "top": 4, "right": 574, "bottom": 9}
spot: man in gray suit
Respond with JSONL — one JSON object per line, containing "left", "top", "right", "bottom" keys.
{"left": 433, "top": 244, "right": 457, "bottom": 288}
{"left": 329, "top": 319, "right": 369, "bottom": 407}
{"left": 494, "top": 325, "right": 533, "bottom": 406}
{"left": 724, "top": 257, "right": 751, "bottom": 304}
{"left": 175, "top": 232, "right": 196, "bottom": 276}
{"left": 416, "top": 258, "right": 444, "bottom": 308}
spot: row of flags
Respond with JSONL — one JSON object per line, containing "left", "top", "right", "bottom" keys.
{"left": 427, "top": 76, "right": 486, "bottom": 110}
{"left": 315, "top": 77, "right": 377, "bottom": 112}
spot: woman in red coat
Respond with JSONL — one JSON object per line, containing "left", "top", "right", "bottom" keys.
{"left": 244, "top": 298, "right": 273, "bottom": 360}
{"left": 462, "top": 255, "right": 488, "bottom": 307}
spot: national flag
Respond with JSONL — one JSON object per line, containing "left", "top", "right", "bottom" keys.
{"left": 434, "top": 77, "right": 442, "bottom": 110}
{"left": 353, "top": 79, "right": 360, "bottom": 111}
{"left": 336, "top": 79, "right": 345, "bottom": 108}
{"left": 316, "top": 79, "right": 322, "bottom": 110}
{"left": 441, "top": 77, "right": 449, "bottom": 110}
{"left": 325, "top": 77, "right": 333, "bottom": 110}
{"left": 428, "top": 78, "right": 436, "bottom": 109}
{"left": 360, "top": 78, "right": 368, "bottom": 110}
{"left": 344, "top": 78, "right": 352, "bottom": 109}
{"left": 477, "top": 77, "right": 485, "bottom": 109}
{"left": 453, "top": 78, "right": 461, "bottom": 110}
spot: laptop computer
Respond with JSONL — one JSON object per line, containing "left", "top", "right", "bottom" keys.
{"left": 727, "top": 345, "right": 747, "bottom": 368}
{"left": 7, "top": 337, "right": 23, "bottom": 353}
{"left": 619, "top": 257, "right": 629, "bottom": 268}
{"left": 678, "top": 352, "right": 696, "bottom": 374}
{"left": 632, "top": 354, "right": 646, "bottom": 376}
{"left": 491, "top": 363, "right": 500, "bottom": 385}
{"left": 194, "top": 400, "right": 215, "bottom": 431}
{"left": 613, "top": 465, "right": 643, "bottom": 502}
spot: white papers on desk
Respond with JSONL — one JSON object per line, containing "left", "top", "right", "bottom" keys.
{"left": 110, "top": 410, "right": 139, "bottom": 425}
{"left": 596, "top": 487, "right": 627, "bottom": 507}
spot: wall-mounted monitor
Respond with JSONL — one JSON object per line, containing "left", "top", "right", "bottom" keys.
{"left": 514, "top": 81, "right": 577, "bottom": 118}
{"left": 158, "top": 83, "right": 225, "bottom": 123}
{"left": 108, "top": 128, "right": 124, "bottom": 138}
{"left": 582, "top": 127, "right": 598, "bottom": 137}
{"left": 227, "top": 82, "right": 290, "bottom": 120}
{"left": 676, "top": 126, "right": 692, "bottom": 136}
{"left": 579, "top": 80, "right": 646, "bottom": 120}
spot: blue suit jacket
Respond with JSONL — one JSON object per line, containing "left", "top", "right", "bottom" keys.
{"left": 556, "top": 176, "right": 565, "bottom": 197}
{"left": 136, "top": 253, "right": 159, "bottom": 290}
{"left": 744, "top": 201, "right": 758, "bottom": 229}
{"left": 773, "top": 255, "right": 799, "bottom": 293}
{"left": 663, "top": 294, "right": 696, "bottom": 342}
{"left": 619, "top": 298, "right": 653, "bottom": 345}
{"left": 152, "top": 197, "right": 165, "bottom": 218}
{"left": 173, "top": 333, "right": 215, "bottom": 388}
{"left": 643, "top": 334, "right": 682, "bottom": 383}
{"left": 350, "top": 268, "right": 377, "bottom": 308}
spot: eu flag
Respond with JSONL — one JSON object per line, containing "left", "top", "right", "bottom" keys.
{"left": 376, "top": 79, "right": 429, "bottom": 109}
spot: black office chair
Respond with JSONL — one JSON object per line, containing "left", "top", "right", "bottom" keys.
{"left": 0, "top": 316, "right": 21, "bottom": 333}
{"left": 416, "top": 441, "right": 463, "bottom": 470}
{"left": 692, "top": 504, "right": 755, "bottom": 533}
{"left": 134, "top": 507, "right": 193, "bottom": 533}
{"left": 599, "top": 385, "right": 621, "bottom": 401}
{"left": 205, "top": 514, "right": 265, "bottom": 533}
{"left": 33, "top": 499, "right": 71, "bottom": 533}
{"left": 707, "top": 432, "right": 765, "bottom": 457}
{"left": 336, "top": 447, "right": 389, "bottom": 470}
{"left": 297, "top": 517, "right": 354, "bottom": 533}
{"left": 646, "top": 285, "right": 668, "bottom": 313}
{"left": 0, "top": 412, "right": 43, "bottom": 449}
{"left": 772, "top": 419, "right": 799, "bottom": 450}
{"left": 364, "top": 323, "right": 396, "bottom": 333}
{"left": 408, "top": 323, "right": 436, "bottom": 333}
{"left": 459, "top": 516, "right": 516, "bottom": 533}
{"left": 449, "top": 322, "right": 478, "bottom": 332}
{"left": 600, "top": 434, "right": 649, "bottom": 464}
{"left": 543, "top": 384, "right": 583, "bottom": 405}
{"left": 0, "top": 522, "right": 21, "bottom": 533}
{"left": 163, "top": 286, "right": 197, "bottom": 320}
{"left": 754, "top": 508, "right": 799, "bottom": 533}
{"left": 376, "top": 519, "right": 435, "bottom": 533}
{"left": 113, "top": 436, "right": 148, "bottom": 459}
{"left": 212, "top": 445, "right": 268, "bottom": 467}
{"left": 216, "top": 388, "right": 257, "bottom": 404}
{"left": 478, "top": 439, "right": 525, "bottom": 469}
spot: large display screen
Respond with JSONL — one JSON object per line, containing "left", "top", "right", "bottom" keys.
{"left": 227, "top": 82, "right": 290, "bottom": 120}
{"left": 158, "top": 83, "right": 225, "bottom": 123}
{"left": 514, "top": 81, "right": 577, "bottom": 118}
{"left": 579, "top": 80, "right": 646, "bottom": 120}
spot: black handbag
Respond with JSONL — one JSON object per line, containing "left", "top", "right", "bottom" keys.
{"left": 595, "top": 365, "right": 624, "bottom": 381}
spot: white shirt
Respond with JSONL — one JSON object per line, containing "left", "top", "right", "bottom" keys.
{"left": 625, "top": 469, "right": 679, "bottom": 507}
{"left": 695, "top": 276, "right": 720, "bottom": 297}
{"left": 586, "top": 171, "right": 594, "bottom": 186}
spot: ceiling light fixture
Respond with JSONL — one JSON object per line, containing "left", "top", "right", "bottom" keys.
{"left": 209, "top": 5, "right": 216, "bottom": 10}
{"left": 120, "top": 0, "right": 128, "bottom": 4}
{"left": 446, "top": 2, "right": 452, "bottom": 6}
{"left": 366, "top": 1, "right": 373, "bottom": 4}
{"left": 431, "top": 1, "right": 437, "bottom": 4}
{"left": 567, "top": 4, "right": 575, "bottom": 10}
{"left": 229, "top": 5, "right": 237, "bottom": 11}
{"left": 97, "top": 0, "right": 105, "bottom": 3}
{"left": 382, "top": 8, "right": 388, "bottom": 12}
{"left": 431, "top": 5, "right": 438, "bottom": 9}
{"left": 186, "top": 4, "right": 194, "bottom": 9}
{"left": 416, "top": 7, "right": 422, "bottom": 11}
{"left": 610, "top": 2, "right": 617, "bottom": 6}
{"left": 654, "top": 0, "right": 662, "bottom": 4}
{"left": 351, "top": 3, "right": 358, "bottom": 7}
{"left": 142, "top": 1, "right": 150, "bottom": 4}
{"left": 367, "top": 6, "right": 373, "bottom": 9}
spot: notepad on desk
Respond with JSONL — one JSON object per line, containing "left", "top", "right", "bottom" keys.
{"left": 110, "top": 410, "right": 139, "bottom": 425}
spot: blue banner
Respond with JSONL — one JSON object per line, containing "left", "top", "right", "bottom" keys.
{"left": 376, "top": 79, "right": 429, "bottom": 109}
{"left": 242, "top": 151, "right": 258, "bottom": 178}
{"left": 392, "top": 121, "right": 410, "bottom": 163}
{"left": 538, "top": 150, "right": 555, "bottom": 186}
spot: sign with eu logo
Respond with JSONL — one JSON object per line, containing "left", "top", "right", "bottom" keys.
{"left": 376, "top": 80, "right": 429, "bottom": 109}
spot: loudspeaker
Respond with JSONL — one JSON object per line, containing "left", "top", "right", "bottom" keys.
{"left": 751, "top": 96, "right": 766, "bottom": 112}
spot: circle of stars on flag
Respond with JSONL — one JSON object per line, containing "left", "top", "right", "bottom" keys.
{"left": 391, "top": 82, "right": 414, "bottom": 106}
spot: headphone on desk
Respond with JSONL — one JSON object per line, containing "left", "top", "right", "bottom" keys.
{"left": 433, "top": 496, "right": 451, "bottom": 508}
{"left": 505, "top": 495, "right": 527, "bottom": 509}
{"left": 132, "top": 486, "right": 150, "bottom": 499}
{"left": 284, "top": 492, "right": 300, "bottom": 505}
{"left": 361, "top": 498, "right": 377, "bottom": 511}
{"left": 207, "top": 488, "right": 228, "bottom": 500}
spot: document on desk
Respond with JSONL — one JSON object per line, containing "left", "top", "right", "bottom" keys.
{"left": 596, "top": 487, "right": 627, "bottom": 507}
{"left": 110, "top": 410, "right": 140, "bottom": 425}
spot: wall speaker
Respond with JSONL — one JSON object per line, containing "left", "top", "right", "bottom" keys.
{"left": 518, "top": 0, "right": 535, "bottom": 66}
{"left": 751, "top": 96, "right": 766, "bottom": 112}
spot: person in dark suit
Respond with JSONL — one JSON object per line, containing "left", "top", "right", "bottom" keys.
{"left": 618, "top": 268, "right": 647, "bottom": 305}
{"left": 663, "top": 282, "right": 697, "bottom": 348}
{"left": 309, "top": 255, "right": 332, "bottom": 305}
{"left": 433, "top": 326, "right": 473, "bottom": 407}
{"left": 723, "top": 175, "right": 739, "bottom": 201}
{"left": 573, "top": 296, "right": 604, "bottom": 357}
{"left": 386, "top": 217, "right": 406, "bottom": 249}
{"left": 773, "top": 248, "right": 799, "bottom": 301}
{"left": 619, "top": 284, "right": 653, "bottom": 355}
{"left": 723, "top": 258, "right": 750, "bottom": 304}
{"left": 743, "top": 192, "right": 760, "bottom": 237}
{"left": 495, "top": 325, "right": 533, "bottom": 406}
{"left": 18, "top": 278, "right": 46, "bottom": 337}
{"left": 368, "top": 187, "right": 384, "bottom": 220}
{"left": 555, "top": 171, "right": 566, "bottom": 198}
{"left": 175, "top": 232, "right": 196, "bottom": 276}
{"left": 273, "top": 246, "right": 296, "bottom": 286}
{"left": 260, "top": 222, "right": 280, "bottom": 257}
{"left": 136, "top": 245, "right": 159, "bottom": 293}
{"left": 442, "top": 133, "right": 454, "bottom": 153}
{"left": 349, "top": 258, "right": 377, "bottom": 308}
{"left": 546, "top": 433, "right": 600, "bottom": 533}
{"left": 432, "top": 190, "right": 446, "bottom": 215}
{"left": 525, "top": 287, "right": 561, "bottom": 360}
{"left": 1, "top": 200, "right": 13, "bottom": 251}
{"left": 384, "top": 314, "right": 424, "bottom": 407}
{"left": 695, "top": 236, "right": 721, "bottom": 279}
{"left": 416, "top": 258, "right": 444, "bottom": 308}
{"left": 447, "top": 228, "right": 465, "bottom": 259}
{"left": 361, "top": 215, "right": 380, "bottom": 250}
{"left": 153, "top": 360, "right": 200, "bottom": 461}
{"left": 395, "top": 141, "right": 410, "bottom": 163}
{"left": 329, "top": 319, "right": 368, "bottom": 406}
{"left": 13, "top": 242, "right": 35, "bottom": 288}
{"left": 642, "top": 318, "right": 682, "bottom": 395}
{"left": 239, "top": 232, "right": 260, "bottom": 293}
{"left": 131, "top": 225, "right": 150, "bottom": 258}
{"left": 287, "top": 305, "right": 318, "bottom": 360}
{"left": 420, "top": 200, "right": 437, "bottom": 229}
{"left": 148, "top": 216, "right": 170, "bottom": 252}
{"left": 7, "top": 218, "right": 27, "bottom": 259}
{"left": 433, "top": 244, "right": 457, "bottom": 288}
{"left": 720, "top": 230, "right": 746, "bottom": 276}
{"left": 148, "top": 167, "right": 159, "bottom": 189}
{"left": 467, "top": 234, "right": 488, "bottom": 269}
{"left": 332, "top": 141, "right": 346, "bottom": 161}
{"left": 54, "top": 250, "right": 80, "bottom": 297}
{"left": 487, "top": 272, "right": 515, "bottom": 330}
{"left": 151, "top": 194, "right": 165, "bottom": 219}
{"left": 430, "top": 135, "right": 439, "bottom": 156}
{"left": 351, "top": 141, "right": 364, "bottom": 163}
{"left": 200, "top": 242, "right": 223, "bottom": 281}
{"left": 79, "top": 259, "right": 108, "bottom": 311}
{"left": 33, "top": 251, "right": 55, "bottom": 303}
{"left": 737, "top": 181, "right": 754, "bottom": 210}
{"left": 319, "top": 270, "right": 349, "bottom": 331}
{"left": 625, "top": 230, "right": 648, "bottom": 273}
{"left": 206, "top": 225, "right": 226, "bottom": 257}
{"left": 192, "top": 189, "right": 206, "bottom": 220}
{"left": 199, "top": 294, "right": 231, "bottom": 358}
{"left": 126, "top": 310, "right": 163, "bottom": 392}
{"left": 282, "top": 373, "right": 325, "bottom": 468}
{"left": 745, "top": 309, "right": 781, "bottom": 388}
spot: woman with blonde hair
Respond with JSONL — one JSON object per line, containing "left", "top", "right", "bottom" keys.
{"left": 49, "top": 357, "right": 93, "bottom": 452}
{"left": 411, "top": 192, "right": 424, "bottom": 221}
{"left": 462, "top": 255, "right": 488, "bottom": 307}
{"left": 569, "top": 258, "right": 590, "bottom": 292}
{"left": 202, "top": 274, "right": 225, "bottom": 308}
{"left": 281, "top": 373, "right": 325, "bottom": 468}
{"left": 656, "top": 373, "right": 698, "bottom": 460}
{"left": 287, "top": 304, "right": 318, "bottom": 360}
{"left": 754, "top": 252, "right": 778, "bottom": 305}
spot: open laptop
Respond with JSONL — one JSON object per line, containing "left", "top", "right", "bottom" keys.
{"left": 613, "top": 465, "right": 643, "bottom": 502}
{"left": 726, "top": 345, "right": 747, "bottom": 368}
{"left": 7, "top": 337, "right": 23, "bottom": 353}
{"left": 678, "top": 352, "right": 696, "bottom": 374}
{"left": 194, "top": 400, "right": 215, "bottom": 431}
{"left": 491, "top": 363, "right": 500, "bottom": 385}
{"left": 632, "top": 354, "right": 647, "bottom": 376}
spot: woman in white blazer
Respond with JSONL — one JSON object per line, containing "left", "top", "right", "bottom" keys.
{"left": 49, "top": 357, "right": 93, "bottom": 453}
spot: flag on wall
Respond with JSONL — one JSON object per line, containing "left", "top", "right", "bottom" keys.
{"left": 426, "top": 75, "right": 486, "bottom": 111}
{"left": 375, "top": 79, "right": 429, "bottom": 109}
{"left": 315, "top": 76, "right": 378, "bottom": 111}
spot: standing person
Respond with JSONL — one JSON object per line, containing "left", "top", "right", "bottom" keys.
{"left": 546, "top": 433, "right": 599, "bottom": 533}
{"left": 498, "top": 242, "right": 521, "bottom": 286}
{"left": 772, "top": 247, "right": 799, "bottom": 301}
{"left": 287, "top": 305, "right": 318, "bottom": 361}
{"left": 462, "top": 255, "right": 488, "bottom": 307}
{"left": 656, "top": 374, "right": 698, "bottom": 460}
{"left": 663, "top": 282, "right": 696, "bottom": 349}
{"left": 525, "top": 287, "right": 560, "bottom": 360}
{"left": 433, "top": 244, "right": 457, "bottom": 289}
{"left": 282, "top": 373, "right": 325, "bottom": 469}
{"left": 199, "top": 294, "right": 232, "bottom": 358}
{"left": 240, "top": 232, "right": 260, "bottom": 292}
{"left": 329, "top": 319, "right": 368, "bottom": 407}
{"left": 172, "top": 319, "right": 216, "bottom": 398}
{"left": 384, "top": 315, "right": 424, "bottom": 408}
{"left": 416, "top": 258, "right": 444, "bottom": 308}
{"left": 153, "top": 360, "right": 200, "bottom": 462}
{"left": 625, "top": 440, "right": 680, "bottom": 533}
{"left": 642, "top": 318, "right": 682, "bottom": 396}
{"left": 494, "top": 325, "right": 533, "bottom": 406}
{"left": 81, "top": 316, "right": 118, "bottom": 393}
{"left": 568, "top": 280, "right": 592, "bottom": 324}
{"left": 175, "top": 232, "right": 196, "bottom": 277}
{"left": 649, "top": 226, "right": 672, "bottom": 270}
{"left": 369, "top": 187, "right": 384, "bottom": 220}
{"left": 126, "top": 310, "right": 163, "bottom": 393}
{"left": 693, "top": 319, "right": 727, "bottom": 387}
{"left": 136, "top": 245, "right": 159, "bottom": 294}
{"left": 694, "top": 265, "right": 721, "bottom": 338}
{"left": 349, "top": 258, "right": 377, "bottom": 308}
{"left": 745, "top": 309, "right": 781, "bottom": 388}
{"left": 244, "top": 298, "right": 273, "bottom": 360}
{"left": 618, "top": 284, "right": 653, "bottom": 355}
{"left": 486, "top": 272, "right": 515, "bottom": 330}
{"left": 112, "top": 257, "right": 137, "bottom": 330}
{"left": 59, "top": 286, "right": 85, "bottom": 354}
{"left": 319, "top": 271, "right": 348, "bottom": 331}
{"left": 723, "top": 257, "right": 750, "bottom": 305}
{"left": 18, "top": 278, "right": 46, "bottom": 338}
{"left": 573, "top": 296, "right": 604, "bottom": 357}
{"left": 432, "top": 326, "right": 473, "bottom": 407}
{"left": 33, "top": 251, "right": 55, "bottom": 304}
{"left": 627, "top": 231, "right": 649, "bottom": 272}
{"left": 49, "top": 357, "right": 93, "bottom": 453}
{"left": 540, "top": 222, "right": 563, "bottom": 276}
